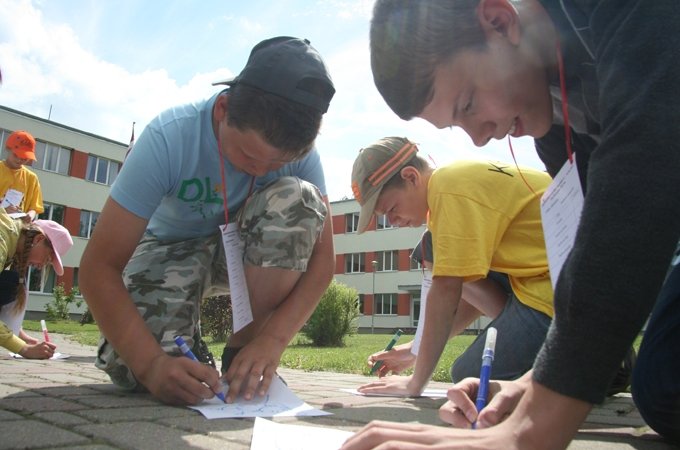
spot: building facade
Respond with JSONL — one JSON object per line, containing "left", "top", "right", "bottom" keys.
{"left": 0, "top": 105, "right": 127, "bottom": 316}
{"left": 331, "top": 198, "right": 428, "bottom": 334}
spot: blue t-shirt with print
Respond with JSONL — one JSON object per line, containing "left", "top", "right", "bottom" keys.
{"left": 111, "top": 91, "right": 327, "bottom": 241}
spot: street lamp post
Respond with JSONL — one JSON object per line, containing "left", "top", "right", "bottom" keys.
{"left": 371, "top": 260, "right": 378, "bottom": 334}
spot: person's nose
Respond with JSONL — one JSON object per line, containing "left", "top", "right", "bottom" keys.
{"left": 461, "top": 117, "right": 496, "bottom": 147}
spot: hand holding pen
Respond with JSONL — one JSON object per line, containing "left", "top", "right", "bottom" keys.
{"left": 370, "top": 329, "right": 403, "bottom": 375}
{"left": 473, "top": 327, "right": 497, "bottom": 429}
{"left": 174, "top": 336, "right": 226, "bottom": 403}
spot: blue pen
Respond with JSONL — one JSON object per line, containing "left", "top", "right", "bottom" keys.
{"left": 174, "top": 336, "right": 226, "bottom": 403}
{"left": 473, "top": 327, "right": 497, "bottom": 429}
{"left": 370, "top": 329, "right": 403, "bottom": 375}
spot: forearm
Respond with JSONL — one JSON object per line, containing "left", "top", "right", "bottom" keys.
{"left": 411, "top": 277, "right": 462, "bottom": 390}
{"left": 510, "top": 379, "right": 592, "bottom": 450}
{"left": 0, "top": 322, "right": 26, "bottom": 353}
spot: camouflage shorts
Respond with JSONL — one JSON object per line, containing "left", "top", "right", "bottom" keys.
{"left": 96, "top": 176, "right": 327, "bottom": 390}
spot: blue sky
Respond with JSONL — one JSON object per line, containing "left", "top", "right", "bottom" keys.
{"left": 0, "top": 0, "right": 544, "bottom": 201}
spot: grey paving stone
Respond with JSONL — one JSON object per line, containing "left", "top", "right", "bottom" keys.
{"left": 73, "top": 405, "right": 193, "bottom": 423}
{"left": 0, "top": 419, "right": 91, "bottom": 449}
{"left": 34, "top": 411, "right": 93, "bottom": 427}
{"left": 75, "top": 421, "right": 244, "bottom": 450}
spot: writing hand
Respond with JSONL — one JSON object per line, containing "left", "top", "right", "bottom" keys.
{"left": 367, "top": 341, "right": 416, "bottom": 377}
{"left": 141, "top": 354, "right": 223, "bottom": 406}
{"left": 19, "top": 341, "right": 56, "bottom": 359}
{"left": 439, "top": 375, "right": 529, "bottom": 429}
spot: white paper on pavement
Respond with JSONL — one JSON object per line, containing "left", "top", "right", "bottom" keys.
{"left": 339, "top": 387, "right": 447, "bottom": 398}
{"left": 189, "top": 375, "right": 331, "bottom": 419}
{"left": 9, "top": 352, "right": 70, "bottom": 360}
{"left": 219, "top": 222, "right": 253, "bottom": 333}
{"left": 250, "top": 417, "right": 353, "bottom": 450}
{"left": 540, "top": 157, "right": 584, "bottom": 288}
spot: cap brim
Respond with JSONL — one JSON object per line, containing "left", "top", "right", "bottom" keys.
{"left": 357, "top": 190, "right": 381, "bottom": 234}
{"left": 52, "top": 253, "right": 64, "bottom": 276}
{"left": 211, "top": 77, "right": 237, "bottom": 86}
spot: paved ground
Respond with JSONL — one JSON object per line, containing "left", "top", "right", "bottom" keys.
{"left": 0, "top": 334, "right": 676, "bottom": 450}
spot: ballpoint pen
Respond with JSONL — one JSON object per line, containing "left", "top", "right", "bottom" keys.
{"left": 370, "top": 329, "right": 403, "bottom": 375}
{"left": 174, "top": 336, "right": 226, "bottom": 403}
{"left": 473, "top": 327, "right": 497, "bottom": 429}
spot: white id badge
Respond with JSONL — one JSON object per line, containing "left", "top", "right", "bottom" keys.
{"left": 219, "top": 222, "right": 253, "bottom": 333}
{"left": 540, "top": 156, "right": 584, "bottom": 289}
{"left": 410, "top": 269, "right": 432, "bottom": 356}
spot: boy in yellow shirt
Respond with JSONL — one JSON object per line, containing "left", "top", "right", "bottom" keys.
{"left": 352, "top": 137, "right": 553, "bottom": 397}
{"left": 1, "top": 130, "right": 44, "bottom": 221}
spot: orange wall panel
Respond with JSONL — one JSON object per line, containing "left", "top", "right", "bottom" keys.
{"left": 71, "top": 149, "right": 88, "bottom": 179}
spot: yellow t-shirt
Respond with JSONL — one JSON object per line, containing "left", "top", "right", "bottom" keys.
{"left": 428, "top": 160, "right": 554, "bottom": 317}
{"left": 0, "top": 162, "right": 44, "bottom": 214}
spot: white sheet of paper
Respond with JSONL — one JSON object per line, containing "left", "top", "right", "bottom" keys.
{"left": 540, "top": 158, "right": 584, "bottom": 289}
{"left": 1, "top": 189, "right": 23, "bottom": 208}
{"left": 9, "top": 352, "right": 70, "bottom": 360}
{"left": 8, "top": 212, "right": 27, "bottom": 219}
{"left": 188, "top": 375, "right": 331, "bottom": 419}
{"left": 339, "top": 387, "right": 447, "bottom": 399}
{"left": 219, "top": 222, "right": 253, "bottom": 333}
{"left": 250, "top": 417, "right": 353, "bottom": 450}
{"left": 411, "top": 269, "right": 432, "bottom": 356}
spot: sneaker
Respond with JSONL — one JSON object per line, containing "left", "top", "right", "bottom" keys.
{"left": 607, "top": 346, "right": 637, "bottom": 396}
{"left": 191, "top": 336, "right": 216, "bottom": 369}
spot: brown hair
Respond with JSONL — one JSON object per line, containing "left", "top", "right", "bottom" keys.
{"left": 370, "top": 0, "right": 486, "bottom": 120}
{"left": 9, "top": 224, "right": 51, "bottom": 313}
{"left": 225, "top": 85, "right": 323, "bottom": 160}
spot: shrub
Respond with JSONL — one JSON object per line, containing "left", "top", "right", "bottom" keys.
{"left": 302, "top": 280, "right": 359, "bottom": 347}
{"left": 45, "top": 284, "right": 82, "bottom": 321}
{"left": 79, "top": 307, "right": 95, "bottom": 325}
{"left": 201, "top": 295, "right": 232, "bottom": 342}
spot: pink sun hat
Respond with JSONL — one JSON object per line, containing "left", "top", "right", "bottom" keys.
{"left": 33, "top": 220, "right": 73, "bottom": 276}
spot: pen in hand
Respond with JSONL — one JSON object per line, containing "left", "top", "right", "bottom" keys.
{"left": 370, "top": 329, "right": 403, "bottom": 375}
{"left": 473, "top": 327, "right": 497, "bottom": 429}
{"left": 174, "top": 336, "right": 226, "bottom": 403}
{"left": 40, "top": 319, "right": 51, "bottom": 343}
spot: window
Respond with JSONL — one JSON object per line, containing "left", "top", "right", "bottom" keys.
{"left": 357, "top": 294, "right": 365, "bottom": 315}
{"left": 28, "top": 266, "right": 56, "bottom": 294}
{"left": 86, "top": 154, "right": 121, "bottom": 185}
{"left": 409, "top": 249, "right": 423, "bottom": 270}
{"left": 34, "top": 141, "right": 71, "bottom": 175}
{"left": 39, "top": 202, "right": 65, "bottom": 224}
{"left": 376, "top": 214, "right": 395, "bottom": 230}
{"left": 345, "top": 213, "right": 360, "bottom": 233}
{"left": 375, "top": 293, "right": 397, "bottom": 315}
{"left": 376, "top": 250, "right": 398, "bottom": 271}
{"left": 344, "top": 252, "right": 365, "bottom": 274}
{"left": 79, "top": 210, "right": 99, "bottom": 238}
{"left": 411, "top": 294, "right": 421, "bottom": 327}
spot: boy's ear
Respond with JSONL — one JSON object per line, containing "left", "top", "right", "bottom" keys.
{"left": 400, "top": 166, "right": 420, "bottom": 186}
{"left": 214, "top": 93, "right": 229, "bottom": 122}
{"left": 477, "top": 0, "right": 521, "bottom": 45}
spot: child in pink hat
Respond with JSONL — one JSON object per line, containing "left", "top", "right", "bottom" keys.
{"left": 0, "top": 209, "right": 73, "bottom": 358}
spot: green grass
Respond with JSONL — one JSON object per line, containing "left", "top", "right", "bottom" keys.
{"left": 23, "top": 319, "right": 644, "bottom": 383}
{"left": 205, "top": 333, "right": 476, "bottom": 381}
{"left": 23, "top": 319, "right": 100, "bottom": 346}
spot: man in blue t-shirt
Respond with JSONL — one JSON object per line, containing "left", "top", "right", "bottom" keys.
{"left": 80, "top": 36, "right": 336, "bottom": 406}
